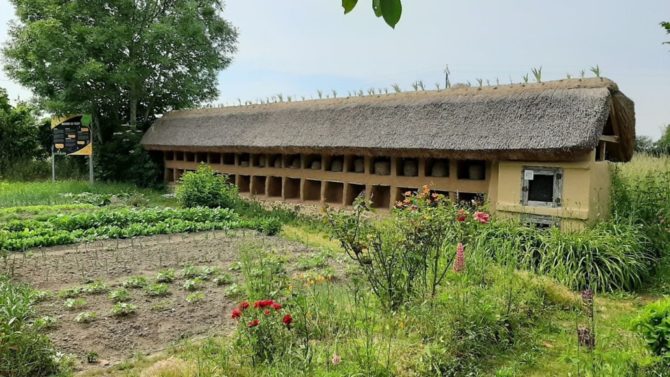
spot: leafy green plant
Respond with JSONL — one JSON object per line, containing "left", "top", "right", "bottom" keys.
{"left": 213, "top": 273, "right": 234, "bottom": 286}
{"left": 109, "top": 288, "right": 131, "bottom": 303}
{"left": 0, "top": 206, "right": 243, "bottom": 251}
{"left": 82, "top": 280, "right": 108, "bottom": 295}
{"left": 34, "top": 315, "right": 57, "bottom": 329}
{"left": 74, "top": 311, "right": 97, "bottom": 324}
{"left": 632, "top": 298, "right": 670, "bottom": 358}
{"left": 144, "top": 283, "right": 170, "bottom": 297}
{"left": 111, "top": 303, "right": 137, "bottom": 317}
{"left": 64, "top": 298, "right": 87, "bottom": 311}
{"left": 58, "top": 287, "right": 82, "bottom": 299}
{"left": 123, "top": 276, "right": 148, "bottom": 289}
{"left": 186, "top": 292, "right": 206, "bottom": 304}
{"left": 182, "top": 279, "right": 203, "bottom": 292}
{"left": 181, "top": 265, "right": 200, "bottom": 279}
{"left": 177, "top": 165, "right": 238, "bottom": 209}
{"left": 156, "top": 269, "right": 175, "bottom": 283}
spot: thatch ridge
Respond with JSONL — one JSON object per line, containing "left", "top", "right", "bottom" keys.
{"left": 141, "top": 78, "right": 634, "bottom": 162}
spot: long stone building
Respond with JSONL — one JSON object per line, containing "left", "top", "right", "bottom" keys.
{"left": 141, "top": 78, "right": 635, "bottom": 230}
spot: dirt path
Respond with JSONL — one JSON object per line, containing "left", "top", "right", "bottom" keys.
{"left": 4, "top": 230, "right": 321, "bottom": 373}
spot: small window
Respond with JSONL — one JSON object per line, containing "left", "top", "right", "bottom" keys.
{"left": 521, "top": 168, "right": 562, "bottom": 207}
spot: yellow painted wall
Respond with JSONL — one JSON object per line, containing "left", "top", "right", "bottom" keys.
{"left": 493, "top": 152, "right": 611, "bottom": 231}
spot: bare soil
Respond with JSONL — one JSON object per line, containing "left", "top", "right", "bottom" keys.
{"left": 5, "top": 230, "right": 325, "bottom": 373}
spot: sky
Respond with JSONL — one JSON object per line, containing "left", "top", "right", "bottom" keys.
{"left": 1, "top": 0, "right": 669, "bottom": 138}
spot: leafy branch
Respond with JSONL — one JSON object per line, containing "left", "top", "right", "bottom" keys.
{"left": 342, "top": 0, "right": 402, "bottom": 29}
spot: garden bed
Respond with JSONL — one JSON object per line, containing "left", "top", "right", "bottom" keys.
{"left": 6, "top": 230, "right": 339, "bottom": 373}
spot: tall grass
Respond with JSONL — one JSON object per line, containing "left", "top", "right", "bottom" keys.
{"left": 611, "top": 154, "right": 670, "bottom": 257}
{"left": 0, "top": 277, "right": 64, "bottom": 376}
{"left": 0, "top": 180, "right": 172, "bottom": 208}
{"left": 473, "top": 220, "right": 652, "bottom": 292}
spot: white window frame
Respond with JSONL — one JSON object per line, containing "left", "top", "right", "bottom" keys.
{"left": 521, "top": 167, "right": 563, "bottom": 208}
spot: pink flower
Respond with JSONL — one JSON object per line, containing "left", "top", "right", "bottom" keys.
{"left": 271, "top": 302, "right": 282, "bottom": 310}
{"left": 453, "top": 243, "right": 465, "bottom": 273}
{"left": 331, "top": 352, "right": 341, "bottom": 365}
{"left": 239, "top": 301, "right": 250, "bottom": 310}
{"left": 282, "top": 314, "right": 293, "bottom": 327}
{"left": 248, "top": 319, "right": 260, "bottom": 328}
{"left": 474, "top": 211, "right": 490, "bottom": 224}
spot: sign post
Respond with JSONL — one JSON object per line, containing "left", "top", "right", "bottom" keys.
{"left": 51, "top": 114, "right": 94, "bottom": 183}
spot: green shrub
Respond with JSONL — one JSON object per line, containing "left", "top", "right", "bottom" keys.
{"left": 0, "top": 277, "right": 62, "bottom": 377}
{"left": 327, "top": 190, "right": 490, "bottom": 309}
{"left": 632, "top": 298, "right": 670, "bottom": 358}
{"left": 240, "top": 244, "right": 289, "bottom": 300}
{"left": 176, "top": 165, "right": 238, "bottom": 209}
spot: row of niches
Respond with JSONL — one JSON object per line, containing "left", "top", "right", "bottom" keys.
{"left": 164, "top": 151, "right": 487, "bottom": 180}
{"left": 165, "top": 169, "right": 485, "bottom": 209}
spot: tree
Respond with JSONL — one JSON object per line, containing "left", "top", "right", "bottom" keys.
{"left": 0, "top": 88, "right": 44, "bottom": 176}
{"left": 4, "top": 0, "right": 237, "bottom": 131}
{"left": 342, "top": 0, "right": 402, "bottom": 28}
{"left": 658, "top": 125, "right": 670, "bottom": 155}
{"left": 3, "top": 0, "right": 238, "bottom": 184}
{"left": 663, "top": 21, "right": 670, "bottom": 44}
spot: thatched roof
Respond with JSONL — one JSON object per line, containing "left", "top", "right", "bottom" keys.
{"left": 141, "top": 78, "right": 635, "bottom": 162}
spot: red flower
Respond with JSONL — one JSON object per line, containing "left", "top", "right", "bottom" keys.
{"left": 456, "top": 209, "right": 467, "bottom": 222}
{"left": 453, "top": 243, "right": 465, "bottom": 273}
{"left": 271, "top": 302, "right": 282, "bottom": 310}
{"left": 239, "top": 301, "right": 250, "bottom": 310}
{"left": 248, "top": 319, "right": 260, "bottom": 328}
{"left": 282, "top": 314, "right": 293, "bottom": 327}
{"left": 264, "top": 309, "right": 271, "bottom": 316}
{"left": 254, "top": 299, "right": 276, "bottom": 309}
{"left": 231, "top": 308, "right": 242, "bottom": 319}
{"left": 474, "top": 211, "right": 490, "bottom": 224}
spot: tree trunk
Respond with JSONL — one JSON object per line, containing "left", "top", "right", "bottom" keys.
{"left": 129, "top": 94, "right": 137, "bottom": 130}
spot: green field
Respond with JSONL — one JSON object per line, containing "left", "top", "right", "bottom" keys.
{"left": 0, "top": 156, "right": 669, "bottom": 377}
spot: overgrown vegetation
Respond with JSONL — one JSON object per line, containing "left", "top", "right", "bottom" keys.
{"left": 0, "top": 277, "right": 65, "bottom": 377}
